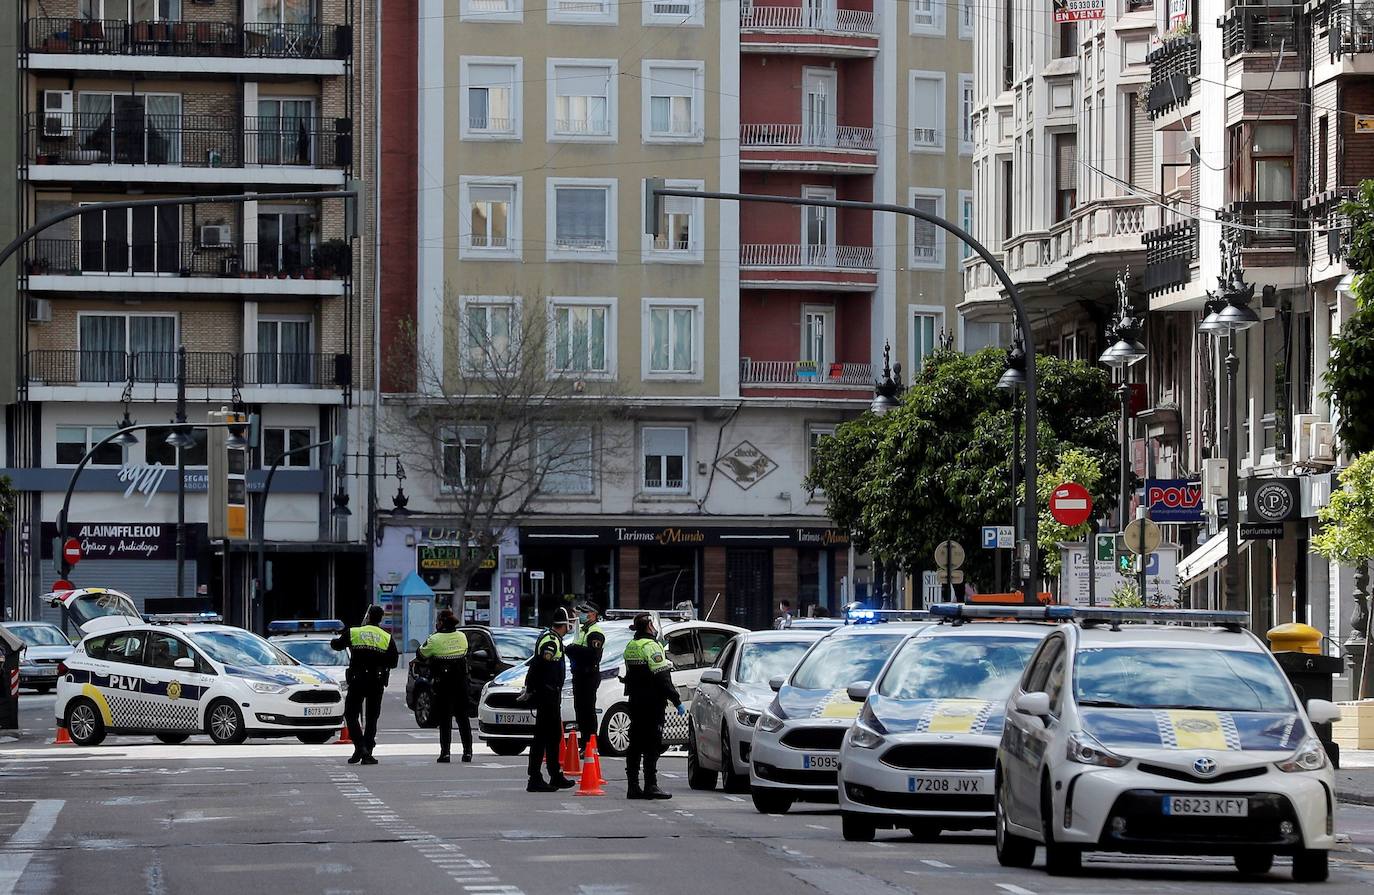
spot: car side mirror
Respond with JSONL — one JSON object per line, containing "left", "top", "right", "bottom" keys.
{"left": 1306, "top": 698, "right": 1342, "bottom": 725}
{"left": 768, "top": 675, "right": 785, "bottom": 692}
{"left": 699, "top": 667, "right": 724, "bottom": 686}
{"left": 472, "top": 649, "right": 490, "bottom": 661}
{"left": 1013, "top": 691, "right": 1051, "bottom": 718}
{"left": 173, "top": 657, "right": 195, "bottom": 670}
{"left": 847, "top": 682, "right": 872, "bottom": 703}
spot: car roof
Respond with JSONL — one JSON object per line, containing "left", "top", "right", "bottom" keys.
{"left": 735, "top": 629, "right": 827, "bottom": 643}
{"left": 82, "top": 622, "right": 245, "bottom": 639}
{"left": 1071, "top": 624, "right": 1264, "bottom": 652}
{"left": 1, "top": 620, "right": 63, "bottom": 630}
{"left": 826, "top": 622, "right": 928, "bottom": 637}
{"left": 914, "top": 622, "right": 1055, "bottom": 640}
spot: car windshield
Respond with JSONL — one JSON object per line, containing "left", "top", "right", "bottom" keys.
{"left": 489, "top": 629, "right": 540, "bottom": 663}
{"left": 790, "top": 633, "right": 905, "bottom": 690}
{"left": 737, "top": 641, "right": 813, "bottom": 684}
{"left": 878, "top": 635, "right": 1041, "bottom": 701}
{"left": 1074, "top": 646, "right": 1297, "bottom": 712}
{"left": 189, "top": 629, "right": 296, "bottom": 668}
{"left": 277, "top": 640, "right": 348, "bottom": 667}
{"left": 8, "top": 624, "right": 69, "bottom": 647}
{"left": 599, "top": 628, "right": 636, "bottom": 669}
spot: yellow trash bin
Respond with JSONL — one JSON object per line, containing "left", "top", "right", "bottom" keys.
{"left": 1266, "top": 622, "right": 1323, "bottom": 655}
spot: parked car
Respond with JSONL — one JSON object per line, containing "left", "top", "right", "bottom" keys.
{"left": 406, "top": 625, "right": 541, "bottom": 727}
{"left": 267, "top": 620, "right": 350, "bottom": 688}
{"left": 0, "top": 621, "right": 74, "bottom": 693}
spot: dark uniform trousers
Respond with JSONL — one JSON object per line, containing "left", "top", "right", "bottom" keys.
{"left": 344, "top": 671, "right": 385, "bottom": 754}
{"left": 626, "top": 698, "right": 666, "bottom": 786}
{"left": 572, "top": 676, "right": 599, "bottom": 749}
{"left": 434, "top": 675, "right": 472, "bottom": 756}
{"left": 527, "top": 694, "right": 564, "bottom": 779}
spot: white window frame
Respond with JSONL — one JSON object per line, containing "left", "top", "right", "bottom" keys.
{"left": 640, "top": 425, "right": 690, "bottom": 495}
{"left": 460, "top": 57, "right": 523, "bottom": 141}
{"left": 958, "top": 0, "right": 974, "bottom": 39}
{"left": 548, "top": 0, "right": 616, "bottom": 24}
{"left": 547, "top": 177, "right": 618, "bottom": 262}
{"left": 262, "top": 426, "right": 316, "bottom": 469}
{"left": 908, "top": 188, "right": 946, "bottom": 270}
{"left": 76, "top": 311, "right": 179, "bottom": 352}
{"left": 459, "top": 0, "right": 522, "bottom": 23}
{"left": 910, "top": 0, "right": 945, "bottom": 35}
{"left": 909, "top": 306, "right": 945, "bottom": 374}
{"left": 909, "top": 71, "right": 946, "bottom": 153}
{"left": 459, "top": 176, "right": 521, "bottom": 259}
{"left": 958, "top": 74, "right": 975, "bottom": 155}
{"left": 958, "top": 189, "right": 975, "bottom": 261}
{"left": 440, "top": 425, "right": 488, "bottom": 493}
{"left": 54, "top": 424, "right": 121, "bottom": 467}
{"left": 535, "top": 425, "right": 596, "bottom": 496}
{"left": 458, "top": 295, "right": 522, "bottom": 374}
{"left": 806, "top": 423, "right": 837, "bottom": 480}
{"left": 641, "top": 60, "right": 705, "bottom": 145}
{"left": 643, "top": 0, "right": 703, "bottom": 26}
{"left": 547, "top": 58, "right": 618, "bottom": 143}
{"left": 641, "top": 298, "right": 705, "bottom": 382}
{"left": 547, "top": 296, "right": 618, "bottom": 379}
{"left": 641, "top": 177, "right": 704, "bottom": 263}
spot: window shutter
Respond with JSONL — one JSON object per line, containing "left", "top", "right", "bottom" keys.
{"left": 556, "top": 65, "right": 610, "bottom": 98}
{"left": 1131, "top": 98, "right": 1152, "bottom": 188}
{"left": 468, "top": 64, "right": 512, "bottom": 88}
{"left": 644, "top": 427, "right": 686, "bottom": 457}
{"left": 1057, "top": 138, "right": 1077, "bottom": 190}
{"left": 647, "top": 66, "right": 695, "bottom": 97}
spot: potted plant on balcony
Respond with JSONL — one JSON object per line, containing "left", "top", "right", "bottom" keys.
{"left": 314, "top": 239, "right": 350, "bottom": 278}
{"left": 795, "top": 360, "right": 818, "bottom": 379}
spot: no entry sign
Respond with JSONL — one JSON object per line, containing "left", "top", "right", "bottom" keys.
{"left": 1050, "top": 483, "right": 1093, "bottom": 527}
{"left": 62, "top": 538, "right": 82, "bottom": 567}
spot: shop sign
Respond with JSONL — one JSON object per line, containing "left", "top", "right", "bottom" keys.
{"left": 498, "top": 573, "right": 521, "bottom": 628}
{"left": 1146, "top": 479, "right": 1204, "bottom": 523}
{"left": 795, "top": 528, "right": 850, "bottom": 547}
{"left": 615, "top": 526, "right": 708, "bottom": 545}
{"left": 1054, "top": 0, "right": 1105, "bottom": 22}
{"left": 522, "top": 525, "right": 853, "bottom": 547}
{"left": 417, "top": 544, "right": 497, "bottom": 570}
{"left": 1246, "top": 478, "right": 1301, "bottom": 524}
{"left": 40, "top": 522, "right": 203, "bottom": 561}
{"left": 118, "top": 463, "right": 211, "bottom": 505}
{"left": 1168, "top": 0, "right": 1189, "bottom": 29}
{"left": 714, "top": 441, "right": 778, "bottom": 490}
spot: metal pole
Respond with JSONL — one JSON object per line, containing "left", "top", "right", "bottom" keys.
{"left": 1088, "top": 519, "right": 1098, "bottom": 608}
{"left": 1295, "top": 520, "right": 1309, "bottom": 624}
{"left": 366, "top": 435, "right": 377, "bottom": 607}
{"left": 175, "top": 345, "right": 187, "bottom": 599}
{"left": 254, "top": 436, "right": 334, "bottom": 633}
{"left": 1225, "top": 334, "right": 1243, "bottom": 615}
{"left": 945, "top": 542, "right": 954, "bottom": 602}
{"left": 1139, "top": 436, "right": 1154, "bottom": 601}
{"left": 1118, "top": 380, "right": 1130, "bottom": 531}
{"left": 1011, "top": 397, "right": 1021, "bottom": 592}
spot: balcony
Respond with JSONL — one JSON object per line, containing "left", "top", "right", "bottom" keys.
{"left": 1305, "top": 187, "right": 1361, "bottom": 275}
{"left": 1221, "top": 5, "right": 1299, "bottom": 60}
{"left": 740, "top": 4, "right": 879, "bottom": 57}
{"left": 1142, "top": 219, "right": 1198, "bottom": 296}
{"left": 739, "top": 359, "right": 873, "bottom": 387}
{"left": 1145, "top": 36, "right": 1199, "bottom": 119}
{"left": 1222, "top": 200, "right": 1301, "bottom": 252}
{"left": 739, "top": 123, "right": 877, "bottom": 173}
{"left": 740, "top": 243, "right": 878, "bottom": 290}
{"left": 23, "top": 349, "right": 343, "bottom": 389}
{"left": 24, "top": 18, "right": 351, "bottom": 74}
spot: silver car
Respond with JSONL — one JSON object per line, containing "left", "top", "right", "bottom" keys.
{"left": 1, "top": 622, "right": 74, "bottom": 693}
{"left": 687, "top": 629, "right": 825, "bottom": 792}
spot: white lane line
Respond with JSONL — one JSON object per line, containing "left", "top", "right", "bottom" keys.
{"left": 806, "top": 824, "right": 829, "bottom": 831}
{"left": 0, "top": 800, "right": 65, "bottom": 895}
{"left": 920, "top": 859, "right": 952, "bottom": 869}
{"left": 995, "top": 885, "right": 1039, "bottom": 895}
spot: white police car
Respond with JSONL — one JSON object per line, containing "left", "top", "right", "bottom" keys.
{"left": 995, "top": 608, "right": 1341, "bottom": 882}
{"left": 838, "top": 604, "right": 1064, "bottom": 841}
{"left": 56, "top": 616, "right": 343, "bottom": 746}
{"left": 268, "top": 619, "right": 350, "bottom": 688}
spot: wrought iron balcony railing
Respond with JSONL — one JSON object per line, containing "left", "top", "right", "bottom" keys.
{"left": 26, "top": 18, "right": 352, "bottom": 60}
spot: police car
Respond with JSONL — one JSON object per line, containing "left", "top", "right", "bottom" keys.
{"left": 749, "top": 612, "right": 928, "bottom": 814}
{"left": 56, "top": 616, "right": 344, "bottom": 746}
{"left": 995, "top": 608, "right": 1341, "bottom": 882}
{"left": 837, "top": 604, "right": 1064, "bottom": 841}
{"left": 477, "top": 611, "right": 744, "bottom": 756}
{"left": 267, "top": 619, "right": 350, "bottom": 688}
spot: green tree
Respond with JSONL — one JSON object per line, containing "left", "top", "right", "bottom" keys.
{"left": 803, "top": 412, "right": 886, "bottom": 554}
{"left": 0, "top": 475, "right": 13, "bottom": 533}
{"left": 1037, "top": 449, "right": 1104, "bottom": 577}
{"left": 1330, "top": 184, "right": 1374, "bottom": 453}
{"left": 1312, "top": 452, "right": 1374, "bottom": 697}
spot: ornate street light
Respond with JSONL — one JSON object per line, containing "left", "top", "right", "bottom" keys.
{"left": 870, "top": 341, "right": 904, "bottom": 415}
{"left": 1101, "top": 271, "right": 1146, "bottom": 535}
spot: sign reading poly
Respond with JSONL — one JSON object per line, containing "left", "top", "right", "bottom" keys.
{"left": 1147, "top": 479, "right": 1204, "bottom": 523}
{"left": 1054, "top": 0, "right": 1105, "bottom": 22}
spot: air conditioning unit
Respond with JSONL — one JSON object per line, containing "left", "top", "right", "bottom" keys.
{"left": 42, "top": 90, "right": 73, "bottom": 137}
{"left": 200, "top": 224, "right": 230, "bottom": 247}
{"left": 1309, "top": 421, "right": 1336, "bottom": 464}
{"left": 26, "top": 297, "right": 52, "bottom": 323}
{"left": 1292, "top": 413, "right": 1319, "bottom": 464}
{"left": 1202, "top": 457, "right": 1228, "bottom": 496}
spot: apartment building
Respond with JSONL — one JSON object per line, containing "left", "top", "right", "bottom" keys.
{"left": 969, "top": 0, "right": 1358, "bottom": 680}
{"left": 378, "top": 0, "right": 972, "bottom": 627}
{"left": 0, "top": 0, "right": 375, "bottom": 626}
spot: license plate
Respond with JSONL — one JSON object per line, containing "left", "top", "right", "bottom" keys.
{"left": 31, "top": 668, "right": 58, "bottom": 677}
{"left": 802, "top": 753, "right": 839, "bottom": 770}
{"left": 908, "top": 775, "right": 983, "bottom": 794}
{"left": 1163, "top": 796, "right": 1249, "bottom": 817}
{"left": 496, "top": 712, "right": 533, "bottom": 725}
{"left": 303, "top": 706, "right": 333, "bottom": 717}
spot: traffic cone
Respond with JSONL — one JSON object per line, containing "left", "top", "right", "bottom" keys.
{"left": 337, "top": 724, "right": 351, "bottom": 745}
{"left": 561, "top": 729, "right": 581, "bottom": 778}
{"left": 582, "top": 735, "right": 606, "bottom": 789}
{"left": 52, "top": 726, "right": 72, "bottom": 745}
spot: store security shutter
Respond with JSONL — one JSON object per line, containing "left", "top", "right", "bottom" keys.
{"left": 42, "top": 560, "right": 180, "bottom": 626}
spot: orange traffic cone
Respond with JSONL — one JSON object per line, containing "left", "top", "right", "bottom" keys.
{"left": 337, "top": 724, "right": 351, "bottom": 745}
{"left": 582, "top": 735, "right": 606, "bottom": 789}
{"left": 561, "top": 729, "right": 581, "bottom": 778}
{"left": 52, "top": 726, "right": 72, "bottom": 745}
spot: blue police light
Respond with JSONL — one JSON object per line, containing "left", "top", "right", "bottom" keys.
{"left": 267, "top": 619, "right": 346, "bottom": 635}
{"left": 147, "top": 612, "right": 224, "bottom": 625}
{"left": 847, "top": 609, "right": 878, "bottom": 624}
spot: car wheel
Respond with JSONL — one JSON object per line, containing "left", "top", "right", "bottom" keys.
{"left": 155, "top": 733, "right": 190, "bottom": 745}
{"left": 1041, "top": 779, "right": 1081, "bottom": 876}
{"left": 600, "top": 704, "right": 632, "bottom": 757}
{"left": 994, "top": 774, "right": 1035, "bottom": 869}
{"left": 489, "top": 741, "right": 526, "bottom": 756}
{"left": 65, "top": 698, "right": 106, "bottom": 747}
{"left": 1291, "top": 849, "right": 1329, "bottom": 883}
{"left": 720, "top": 725, "right": 749, "bottom": 794}
{"left": 297, "top": 732, "right": 334, "bottom": 745}
{"left": 206, "top": 699, "right": 248, "bottom": 745}
{"left": 414, "top": 689, "right": 435, "bottom": 728}
{"left": 686, "top": 725, "right": 718, "bottom": 790}
{"left": 841, "top": 812, "right": 876, "bottom": 842}
{"left": 1233, "top": 852, "right": 1274, "bottom": 875}
{"left": 751, "top": 788, "right": 793, "bottom": 815}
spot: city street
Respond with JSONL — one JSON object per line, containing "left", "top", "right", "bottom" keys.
{"left": 3, "top": 680, "right": 1374, "bottom": 895}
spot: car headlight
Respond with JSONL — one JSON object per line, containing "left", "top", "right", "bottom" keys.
{"left": 1066, "top": 730, "right": 1129, "bottom": 768}
{"left": 1276, "top": 736, "right": 1328, "bottom": 773}
{"left": 757, "top": 700, "right": 787, "bottom": 733}
{"left": 849, "top": 703, "right": 887, "bottom": 749}
{"left": 735, "top": 708, "right": 762, "bottom": 727}
{"left": 248, "top": 681, "right": 288, "bottom": 695}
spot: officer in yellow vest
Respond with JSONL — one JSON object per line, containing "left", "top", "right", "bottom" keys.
{"left": 622, "top": 612, "right": 683, "bottom": 799}
{"left": 331, "top": 604, "right": 399, "bottom": 765}
{"left": 522, "top": 607, "right": 577, "bottom": 792}
{"left": 418, "top": 608, "right": 472, "bottom": 764}
{"left": 565, "top": 600, "right": 606, "bottom": 751}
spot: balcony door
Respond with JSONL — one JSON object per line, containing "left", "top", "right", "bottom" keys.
{"left": 247, "top": 0, "right": 316, "bottom": 25}
{"left": 256, "top": 98, "right": 315, "bottom": 166}
{"left": 257, "top": 318, "right": 313, "bottom": 384}
{"left": 80, "top": 204, "right": 179, "bottom": 274}
{"left": 802, "top": 68, "right": 836, "bottom": 147}
{"left": 81, "top": 0, "right": 181, "bottom": 23}
{"left": 257, "top": 207, "right": 316, "bottom": 274}
{"left": 801, "top": 185, "right": 836, "bottom": 266}
{"left": 801, "top": 305, "right": 835, "bottom": 370}
{"left": 803, "top": 0, "right": 833, "bottom": 29}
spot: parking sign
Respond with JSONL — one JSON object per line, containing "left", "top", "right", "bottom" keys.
{"left": 981, "top": 526, "right": 999, "bottom": 549}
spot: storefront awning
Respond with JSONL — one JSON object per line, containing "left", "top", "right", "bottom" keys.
{"left": 1178, "top": 532, "right": 1248, "bottom": 585}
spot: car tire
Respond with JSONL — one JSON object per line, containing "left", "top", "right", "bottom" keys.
{"left": 65, "top": 698, "right": 106, "bottom": 747}
{"left": 206, "top": 699, "right": 248, "bottom": 745}
{"left": 155, "top": 733, "right": 190, "bottom": 745}
{"left": 686, "top": 726, "right": 718, "bottom": 790}
{"left": 297, "top": 732, "right": 334, "bottom": 745}
{"left": 599, "top": 703, "right": 632, "bottom": 757}
{"left": 720, "top": 725, "right": 749, "bottom": 794}
{"left": 414, "top": 689, "right": 435, "bottom": 729}
{"left": 841, "top": 812, "right": 876, "bottom": 842}
{"left": 751, "top": 788, "right": 793, "bottom": 815}
{"left": 489, "top": 741, "right": 526, "bottom": 756}
{"left": 1291, "top": 849, "right": 1329, "bottom": 883}
{"left": 995, "top": 775, "right": 1035, "bottom": 869}
{"left": 1041, "top": 780, "right": 1081, "bottom": 876}
{"left": 1234, "top": 852, "right": 1274, "bottom": 875}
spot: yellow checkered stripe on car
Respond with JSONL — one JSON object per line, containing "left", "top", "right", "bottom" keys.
{"left": 915, "top": 699, "right": 996, "bottom": 735}
{"left": 1153, "top": 710, "right": 1242, "bottom": 751}
{"left": 809, "top": 689, "right": 860, "bottom": 720}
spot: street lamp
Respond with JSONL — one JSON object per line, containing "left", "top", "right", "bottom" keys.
{"left": 1100, "top": 271, "right": 1147, "bottom": 542}
{"left": 999, "top": 341, "right": 1026, "bottom": 593}
{"left": 870, "top": 341, "right": 903, "bottom": 416}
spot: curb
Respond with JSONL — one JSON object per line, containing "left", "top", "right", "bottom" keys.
{"left": 1338, "top": 791, "right": 1374, "bottom": 808}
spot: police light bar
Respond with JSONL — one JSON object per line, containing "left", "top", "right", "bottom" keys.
{"left": 146, "top": 612, "right": 223, "bottom": 625}
{"left": 1076, "top": 608, "right": 1248, "bottom": 630}
{"left": 929, "top": 603, "right": 1075, "bottom": 622}
{"left": 845, "top": 608, "right": 930, "bottom": 625}
{"left": 267, "top": 619, "right": 346, "bottom": 635}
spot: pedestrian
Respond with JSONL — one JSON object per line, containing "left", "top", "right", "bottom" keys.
{"left": 331, "top": 604, "right": 399, "bottom": 765}
{"left": 775, "top": 599, "right": 793, "bottom": 629}
{"left": 418, "top": 608, "right": 472, "bottom": 764}
{"left": 565, "top": 600, "right": 606, "bottom": 752}
{"left": 622, "top": 612, "right": 682, "bottom": 800}
{"left": 522, "top": 606, "right": 577, "bottom": 792}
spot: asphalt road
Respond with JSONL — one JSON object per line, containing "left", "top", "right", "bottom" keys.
{"left": 5, "top": 681, "right": 1374, "bottom": 895}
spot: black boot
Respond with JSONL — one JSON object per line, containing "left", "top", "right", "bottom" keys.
{"left": 347, "top": 750, "right": 363, "bottom": 765}
{"left": 644, "top": 783, "right": 672, "bottom": 800}
{"left": 550, "top": 773, "right": 577, "bottom": 790}
{"left": 527, "top": 776, "right": 557, "bottom": 793}
{"left": 461, "top": 752, "right": 473, "bottom": 763}
{"left": 626, "top": 780, "right": 645, "bottom": 800}
{"left": 437, "top": 753, "right": 451, "bottom": 764}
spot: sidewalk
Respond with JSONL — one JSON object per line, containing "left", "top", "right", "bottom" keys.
{"left": 1338, "top": 749, "right": 1374, "bottom": 807}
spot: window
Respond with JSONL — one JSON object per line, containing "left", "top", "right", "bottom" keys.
{"left": 550, "top": 299, "right": 614, "bottom": 375}
{"left": 442, "top": 426, "right": 487, "bottom": 491}
{"left": 910, "top": 0, "right": 944, "bottom": 34}
{"left": 144, "top": 633, "right": 199, "bottom": 670}
{"left": 909, "top": 72, "right": 945, "bottom": 151}
{"left": 958, "top": 74, "right": 975, "bottom": 153}
{"left": 1056, "top": 21, "right": 1077, "bottom": 59}
{"left": 802, "top": 305, "right": 834, "bottom": 366}
{"left": 1252, "top": 123, "right": 1295, "bottom": 202}
{"left": 807, "top": 424, "right": 836, "bottom": 473}
{"left": 1319, "top": 116, "right": 1329, "bottom": 193}
{"left": 256, "top": 206, "right": 315, "bottom": 276}
{"left": 550, "top": 0, "right": 614, "bottom": 23}
{"left": 643, "top": 178, "right": 703, "bottom": 261}
{"left": 697, "top": 629, "right": 733, "bottom": 665}
{"left": 103, "top": 631, "right": 149, "bottom": 665}
{"left": 462, "top": 59, "right": 521, "bottom": 140}
{"left": 909, "top": 189, "right": 945, "bottom": 269}
{"left": 255, "top": 98, "right": 315, "bottom": 166}
{"left": 78, "top": 313, "right": 176, "bottom": 383}
{"left": 145, "top": 427, "right": 208, "bottom": 467}
{"left": 461, "top": 297, "right": 519, "bottom": 371}
{"left": 460, "top": 177, "right": 520, "bottom": 257}
{"left": 255, "top": 318, "right": 313, "bottom": 385}
{"left": 958, "top": 0, "right": 974, "bottom": 38}
{"left": 911, "top": 309, "right": 942, "bottom": 372}
{"left": 643, "top": 299, "right": 702, "bottom": 379}
{"left": 642, "top": 426, "right": 689, "bottom": 493}
{"left": 1054, "top": 133, "right": 1077, "bottom": 223}
{"left": 665, "top": 631, "right": 698, "bottom": 670}
{"left": 79, "top": 204, "right": 179, "bottom": 274}
{"left": 548, "top": 179, "right": 616, "bottom": 260}
{"left": 536, "top": 426, "right": 595, "bottom": 495}
{"left": 645, "top": 0, "right": 701, "bottom": 25}
{"left": 642, "top": 62, "right": 704, "bottom": 142}
{"left": 56, "top": 425, "right": 121, "bottom": 466}
{"left": 75, "top": 92, "right": 182, "bottom": 165}
{"left": 460, "top": 0, "right": 521, "bottom": 22}
{"left": 262, "top": 427, "right": 313, "bottom": 468}
{"left": 959, "top": 190, "right": 975, "bottom": 260}
{"left": 550, "top": 60, "right": 615, "bottom": 140}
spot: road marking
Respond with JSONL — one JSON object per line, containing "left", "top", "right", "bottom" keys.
{"left": 524, "top": 855, "right": 659, "bottom": 863}
{"left": 920, "top": 859, "right": 952, "bottom": 869}
{"left": 806, "top": 824, "right": 829, "bottom": 831}
{"left": 0, "top": 800, "right": 64, "bottom": 895}
{"left": 995, "top": 885, "right": 1039, "bottom": 895}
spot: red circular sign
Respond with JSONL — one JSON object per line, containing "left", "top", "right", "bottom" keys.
{"left": 1049, "top": 482, "right": 1093, "bottom": 527}
{"left": 52, "top": 579, "right": 74, "bottom": 592}
{"left": 62, "top": 538, "right": 82, "bottom": 566}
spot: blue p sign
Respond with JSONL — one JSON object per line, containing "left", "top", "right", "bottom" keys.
{"left": 981, "top": 526, "right": 999, "bottom": 549}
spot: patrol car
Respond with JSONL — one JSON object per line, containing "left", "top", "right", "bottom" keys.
{"left": 1, "top": 621, "right": 74, "bottom": 693}
{"left": 476, "top": 612, "right": 744, "bottom": 756}
{"left": 749, "top": 613, "right": 928, "bottom": 814}
{"left": 837, "top": 604, "right": 1064, "bottom": 841}
{"left": 995, "top": 608, "right": 1341, "bottom": 882}
{"left": 267, "top": 619, "right": 350, "bottom": 688}
{"left": 56, "top": 617, "right": 344, "bottom": 746}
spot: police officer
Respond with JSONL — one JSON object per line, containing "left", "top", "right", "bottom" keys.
{"left": 564, "top": 600, "right": 605, "bottom": 752}
{"left": 418, "top": 608, "right": 472, "bottom": 764}
{"left": 622, "top": 612, "right": 682, "bottom": 800}
{"left": 331, "top": 604, "right": 399, "bottom": 765}
{"left": 522, "top": 607, "right": 576, "bottom": 792}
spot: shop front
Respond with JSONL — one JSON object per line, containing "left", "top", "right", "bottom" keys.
{"left": 372, "top": 524, "right": 519, "bottom": 627}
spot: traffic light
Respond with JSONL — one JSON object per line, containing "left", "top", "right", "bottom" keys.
{"left": 208, "top": 409, "right": 249, "bottom": 541}
{"left": 1116, "top": 550, "right": 1139, "bottom": 575}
